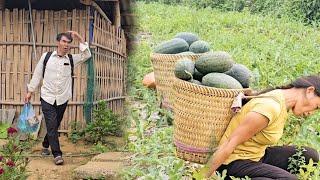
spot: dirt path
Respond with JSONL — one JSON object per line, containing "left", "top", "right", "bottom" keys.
{"left": 26, "top": 136, "right": 93, "bottom": 180}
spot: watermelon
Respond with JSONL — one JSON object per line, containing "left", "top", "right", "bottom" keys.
{"left": 202, "top": 73, "right": 243, "bottom": 89}
{"left": 189, "top": 40, "right": 211, "bottom": 53}
{"left": 174, "top": 58, "right": 195, "bottom": 80}
{"left": 154, "top": 38, "right": 189, "bottom": 54}
{"left": 225, "top": 64, "right": 252, "bottom": 88}
{"left": 195, "top": 51, "right": 234, "bottom": 74}
{"left": 174, "top": 32, "right": 199, "bottom": 46}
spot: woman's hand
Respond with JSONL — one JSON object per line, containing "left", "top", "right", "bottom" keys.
{"left": 206, "top": 112, "right": 270, "bottom": 177}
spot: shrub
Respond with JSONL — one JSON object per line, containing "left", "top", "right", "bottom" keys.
{"left": 0, "top": 127, "right": 29, "bottom": 180}
{"left": 69, "top": 101, "right": 124, "bottom": 145}
{"left": 135, "top": 0, "right": 320, "bottom": 24}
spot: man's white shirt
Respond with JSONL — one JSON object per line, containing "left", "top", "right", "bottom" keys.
{"left": 27, "top": 42, "right": 91, "bottom": 105}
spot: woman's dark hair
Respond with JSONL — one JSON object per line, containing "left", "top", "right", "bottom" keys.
{"left": 243, "top": 75, "right": 320, "bottom": 104}
{"left": 56, "top": 32, "right": 73, "bottom": 42}
{"left": 258, "top": 75, "right": 320, "bottom": 96}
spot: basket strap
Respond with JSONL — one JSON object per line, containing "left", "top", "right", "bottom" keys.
{"left": 231, "top": 93, "right": 280, "bottom": 113}
{"left": 174, "top": 139, "right": 217, "bottom": 153}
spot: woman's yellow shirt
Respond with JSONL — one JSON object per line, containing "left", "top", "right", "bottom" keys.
{"left": 220, "top": 90, "right": 288, "bottom": 165}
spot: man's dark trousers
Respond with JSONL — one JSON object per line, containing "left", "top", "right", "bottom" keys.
{"left": 40, "top": 98, "right": 68, "bottom": 158}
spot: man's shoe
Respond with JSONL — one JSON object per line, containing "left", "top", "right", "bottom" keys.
{"left": 54, "top": 156, "right": 64, "bottom": 165}
{"left": 41, "top": 148, "right": 50, "bottom": 156}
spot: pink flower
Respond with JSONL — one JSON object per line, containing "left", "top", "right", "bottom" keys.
{"left": 7, "top": 127, "right": 18, "bottom": 135}
{"left": 0, "top": 167, "right": 4, "bottom": 174}
{"left": 6, "top": 160, "right": 15, "bottom": 167}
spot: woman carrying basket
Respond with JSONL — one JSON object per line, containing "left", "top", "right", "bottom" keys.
{"left": 206, "top": 75, "right": 320, "bottom": 179}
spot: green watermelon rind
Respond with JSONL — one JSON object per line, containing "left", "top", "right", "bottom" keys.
{"left": 154, "top": 38, "right": 189, "bottom": 54}
{"left": 174, "top": 58, "right": 195, "bottom": 80}
{"left": 195, "top": 51, "right": 234, "bottom": 74}
{"left": 202, "top": 73, "right": 243, "bottom": 89}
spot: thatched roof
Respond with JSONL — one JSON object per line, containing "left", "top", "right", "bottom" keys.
{"left": 4, "top": 0, "right": 135, "bottom": 50}
{"left": 6, "top": 0, "right": 134, "bottom": 28}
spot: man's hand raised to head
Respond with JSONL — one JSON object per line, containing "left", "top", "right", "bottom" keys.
{"left": 67, "top": 31, "right": 84, "bottom": 43}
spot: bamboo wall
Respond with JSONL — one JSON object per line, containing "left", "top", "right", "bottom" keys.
{"left": 0, "top": 7, "right": 127, "bottom": 131}
{"left": 92, "top": 10, "right": 126, "bottom": 116}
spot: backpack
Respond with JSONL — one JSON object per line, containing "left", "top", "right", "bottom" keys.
{"left": 42, "top": 52, "right": 74, "bottom": 98}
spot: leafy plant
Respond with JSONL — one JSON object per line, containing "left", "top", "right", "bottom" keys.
{"left": 298, "top": 159, "right": 320, "bottom": 179}
{"left": 120, "top": 127, "right": 189, "bottom": 179}
{"left": 0, "top": 127, "right": 29, "bottom": 180}
{"left": 84, "top": 100, "right": 123, "bottom": 143}
{"left": 192, "top": 167, "right": 228, "bottom": 180}
{"left": 68, "top": 101, "right": 124, "bottom": 145}
{"left": 288, "top": 146, "right": 320, "bottom": 179}
{"left": 68, "top": 121, "right": 85, "bottom": 144}
{"left": 158, "top": 108, "right": 173, "bottom": 126}
{"left": 280, "top": 115, "right": 304, "bottom": 145}
{"left": 288, "top": 146, "right": 307, "bottom": 174}
{"left": 286, "top": 0, "right": 320, "bottom": 24}
{"left": 91, "top": 142, "right": 109, "bottom": 153}
{"left": 230, "top": 176, "right": 251, "bottom": 180}
{"left": 281, "top": 112, "right": 320, "bottom": 151}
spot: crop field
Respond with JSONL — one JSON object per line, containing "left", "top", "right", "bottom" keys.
{"left": 123, "top": 2, "right": 320, "bottom": 179}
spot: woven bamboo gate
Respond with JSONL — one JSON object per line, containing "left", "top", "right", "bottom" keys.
{"left": 0, "top": 6, "right": 127, "bottom": 132}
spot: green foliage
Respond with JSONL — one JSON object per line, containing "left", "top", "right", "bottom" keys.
{"left": 136, "top": 0, "right": 246, "bottom": 11}
{"left": 136, "top": 0, "right": 320, "bottom": 25}
{"left": 0, "top": 128, "right": 29, "bottom": 180}
{"left": 193, "top": 168, "right": 229, "bottom": 180}
{"left": 69, "top": 101, "right": 123, "bottom": 144}
{"left": 248, "top": 0, "right": 287, "bottom": 15}
{"left": 280, "top": 115, "right": 304, "bottom": 145}
{"left": 90, "top": 142, "right": 109, "bottom": 153}
{"left": 120, "top": 127, "right": 189, "bottom": 179}
{"left": 84, "top": 101, "right": 122, "bottom": 143}
{"left": 250, "top": 0, "right": 320, "bottom": 25}
{"left": 283, "top": 0, "right": 320, "bottom": 25}
{"left": 281, "top": 112, "right": 320, "bottom": 150}
{"left": 192, "top": 168, "right": 251, "bottom": 179}
{"left": 230, "top": 176, "right": 251, "bottom": 180}
{"left": 0, "top": 123, "right": 10, "bottom": 139}
{"left": 298, "top": 159, "right": 320, "bottom": 179}
{"left": 126, "top": 38, "right": 174, "bottom": 133}
{"left": 68, "top": 122, "right": 85, "bottom": 144}
{"left": 222, "top": 0, "right": 246, "bottom": 12}
{"left": 288, "top": 147, "right": 307, "bottom": 174}
{"left": 288, "top": 147, "right": 320, "bottom": 179}
{"left": 127, "top": 2, "right": 320, "bottom": 179}
{"left": 215, "top": 170, "right": 228, "bottom": 180}
{"left": 158, "top": 108, "right": 173, "bottom": 126}
{"left": 127, "top": 42, "right": 153, "bottom": 91}
{"left": 294, "top": 115, "right": 320, "bottom": 150}
{"left": 192, "top": 166, "right": 210, "bottom": 180}
{"left": 136, "top": 2, "right": 320, "bottom": 88}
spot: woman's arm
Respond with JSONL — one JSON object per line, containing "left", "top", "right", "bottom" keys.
{"left": 206, "top": 112, "right": 270, "bottom": 177}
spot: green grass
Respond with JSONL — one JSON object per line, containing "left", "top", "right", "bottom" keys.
{"left": 124, "top": 2, "right": 320, "bottom": 179}
{"left": 135, "top": 2, "right": 320, "bottom": 87}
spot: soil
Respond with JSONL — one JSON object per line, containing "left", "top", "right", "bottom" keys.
{"left": 26, "top": 135, "right": 93, "bottom": 180}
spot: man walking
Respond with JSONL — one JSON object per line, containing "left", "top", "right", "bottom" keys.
{"left": 24, "top": 31, "right": 91, "bottom": 165}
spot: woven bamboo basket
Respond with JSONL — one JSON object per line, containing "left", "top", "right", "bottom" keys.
{"left": 150, "top": 53, "right": 202, "bottom": 108}
{"left": 172, "top": 77, "right": 248, "bottom": 164}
